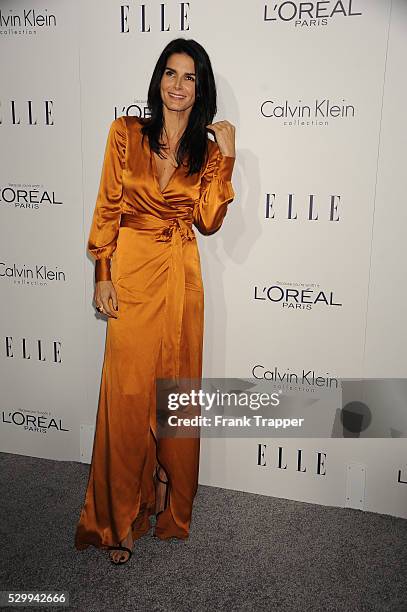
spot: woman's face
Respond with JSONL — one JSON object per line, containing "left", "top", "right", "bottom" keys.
{"left": 160, "top": 52, "right": 196, "bottom": 114}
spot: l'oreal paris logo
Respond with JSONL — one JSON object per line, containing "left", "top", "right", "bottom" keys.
{"left": 2, "top": 410, "right": 69, "bottom": 434}
{"left": 254, "top": 285, "right": 342, "bottom": 309}
{"left": 0, "top": 183, "right": 62, "bottom": 210}
{"left": 264, "top": 1, "right": 362, "bottom": 27}
{"left": 115, "top": 102, "right": 151, "bottom": 119}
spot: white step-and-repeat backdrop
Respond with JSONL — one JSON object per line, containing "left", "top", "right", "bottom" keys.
{"left": 1, "top": 0, "right": 406, "bottom": 519}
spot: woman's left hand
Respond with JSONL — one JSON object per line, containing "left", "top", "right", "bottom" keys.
{"left": 206, "top": 120, "right": 236, "bottom": 158}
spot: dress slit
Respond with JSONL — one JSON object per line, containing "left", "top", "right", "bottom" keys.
{"left": 151, "top": 334, "right": 171, "bottom": 518}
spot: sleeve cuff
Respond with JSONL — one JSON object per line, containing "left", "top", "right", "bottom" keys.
{"left": 216, "top": 155, "right": 235, "bottom": 182}
{"left": 95, "top": 258, "right": 111, "bottom": 282}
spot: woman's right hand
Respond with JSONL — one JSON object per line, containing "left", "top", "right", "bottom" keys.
{"left": 94, "top": 280, "right": 119, "bottom": 318}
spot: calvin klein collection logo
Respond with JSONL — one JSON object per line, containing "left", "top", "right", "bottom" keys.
{"left": 0, "top": 183, "right": 62, "bottom": 210}
{"left": 0, "top": 260, "right": 66, "bottom": 286}
{"left": 252, "top": 364, "right": 339, "bottom": 389}
{"left": 0, "top": 7, "right": 57, "bottom": 36}
{"left": 265, "top": 193, "right": 341, "bottom": 221}
{"left": 2, "top": 409, "right": 69, "bottom": 434}
{"left": 254, "top": 283, "right": 342, "bottom": 309}
{"left": 4, "top": 337, "right": 62, "bottom": 362}
{"left": 0, "top": 101, "right": 54, "bottom": 126}
{"left": 260, "top": 98, "right": 355, "bottom": 127}
{"left": 120, "top": 3, "right": 190, "bottom": 33}
{"left": 263, "top": 0, "right": 362, "bottom": 28}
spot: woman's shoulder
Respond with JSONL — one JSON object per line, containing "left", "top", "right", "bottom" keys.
{"left": 108, "top": 115, "right": 148, "bottom": 147}
{"left": 109, "top": 114, "right": 144, "bottom": 129}
{"left": 120, "top": 115, "right": 146, "bottom": 133}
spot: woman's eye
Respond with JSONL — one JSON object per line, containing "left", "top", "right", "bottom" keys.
{"left": 165, "top": 70, "right": 173, "bottom": 76}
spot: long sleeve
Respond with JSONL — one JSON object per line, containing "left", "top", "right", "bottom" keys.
{"left": 87, "top": 116, "right": 127, "bottom": 282}
{"left": 193, "top": 144, "right": 235, "bottom": 236}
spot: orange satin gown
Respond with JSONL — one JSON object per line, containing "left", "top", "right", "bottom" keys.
{"left": 74, "top": 115, "right": 235, "bottom": 550}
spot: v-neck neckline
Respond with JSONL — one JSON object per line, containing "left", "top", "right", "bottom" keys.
{"left": 151, "top": 148, "right": 179, "bottom": 195}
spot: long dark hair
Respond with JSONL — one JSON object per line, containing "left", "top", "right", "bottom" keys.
{"left": 141, "top": 38, "right": 217, "bottom": 176}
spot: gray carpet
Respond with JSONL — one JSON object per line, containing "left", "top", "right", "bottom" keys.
{"left": 1, "top": 451, "right": 406, "bottom": 612}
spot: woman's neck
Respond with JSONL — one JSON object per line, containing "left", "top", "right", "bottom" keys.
{"left": 162, "top": 105, "right": 191, "bottom": 143}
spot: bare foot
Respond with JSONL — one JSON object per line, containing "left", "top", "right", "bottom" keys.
{"left": 109, "top": 528, "right": 134, "bottom": 564}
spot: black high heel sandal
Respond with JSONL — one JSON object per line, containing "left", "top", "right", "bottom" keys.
{"left": 154, "top": 465, "right": 170, "bottom": 514}
{"left": 107, "top": 545, "right": 133, "bottom": 565}
{"left": 153, "top": 465, "right": 170, "bottom": 538}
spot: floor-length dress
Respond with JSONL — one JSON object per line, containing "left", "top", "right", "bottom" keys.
{"left": 74, "top": 115, "right": 235, "bottom": 550}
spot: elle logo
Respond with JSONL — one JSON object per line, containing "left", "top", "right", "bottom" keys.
{"left": 4, "top": 337, "right": 62, "bottom": 363}
{"left": 120, "top": 3, "right": 190, "bottom": 33}
{"left": 0, "top": 100, "right": 54, "bottom": 126}
{"left": 398, "top": 469, "right": 407, "bottom": 485}
{"left": 265, "top": 193, "right": 341, "bottom": 221}
{"left": 257, "top": 444, "right": 327, "bottom": 475}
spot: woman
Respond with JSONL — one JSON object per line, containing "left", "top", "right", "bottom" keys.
{"left": 74, "top": 38, "right": 236, "bottom": 565}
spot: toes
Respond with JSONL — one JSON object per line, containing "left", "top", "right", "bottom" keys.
{"left": 110, "top": 551, "right": 121, "bottom": 563}
{"left": 109, "top": 549, "right": 129, "bottom": 564}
